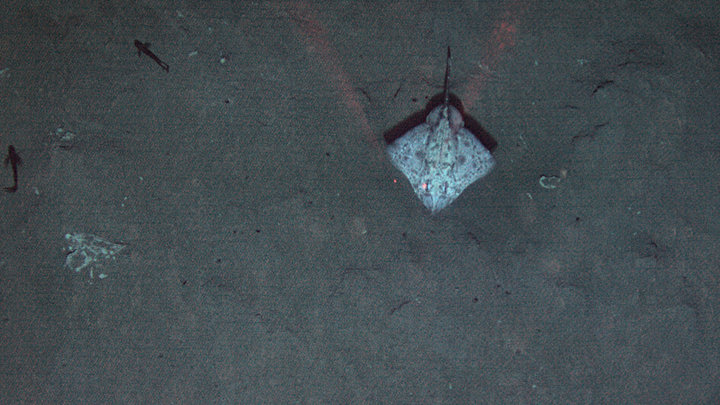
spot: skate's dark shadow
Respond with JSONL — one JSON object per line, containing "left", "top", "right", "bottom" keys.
{"left": 383, "top": 92, "right": 498, "bottom": 152}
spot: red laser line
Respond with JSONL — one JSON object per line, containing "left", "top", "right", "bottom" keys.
{"left": 289, "top": 3, "right": 379, "bottom": 157}
{"left": 462, "top": 0, "right": 528, "bottom": 111}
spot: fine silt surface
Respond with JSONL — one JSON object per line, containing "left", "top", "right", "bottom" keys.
{"left": 1, "top": 1, "right": 718, "bottom": 403}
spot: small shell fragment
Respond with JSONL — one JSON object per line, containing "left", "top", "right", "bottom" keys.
{"left": 539, "top": 175, "right": 561, "bottom": 189}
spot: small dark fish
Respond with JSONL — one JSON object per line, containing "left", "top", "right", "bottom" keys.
{"left": 4, "top": 145, "right": 22, "bottom": 193}
{"left": 134, "top": 39, "right": 169, "bottom": 72}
